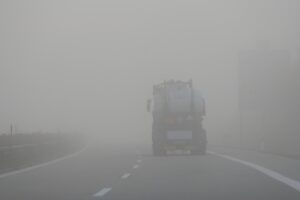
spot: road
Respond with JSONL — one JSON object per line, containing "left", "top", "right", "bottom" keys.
{"left": 0, "top": 142, "right": 300, "bottom": 200}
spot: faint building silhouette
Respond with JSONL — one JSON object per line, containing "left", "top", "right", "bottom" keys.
{"left": 238, "top": 42, "right": 300, "bottom": 157}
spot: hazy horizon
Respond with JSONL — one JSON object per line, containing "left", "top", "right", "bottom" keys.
{"left": 1, "top": 0, "right": 300, "bottom": 145}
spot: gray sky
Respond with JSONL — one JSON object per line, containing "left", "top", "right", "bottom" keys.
{"left": 1, "top": 0, "right": 299, "bottom": 143}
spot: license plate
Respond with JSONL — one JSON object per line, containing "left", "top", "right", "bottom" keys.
{"left": 167, "top": 131, "right": 193, "bottom": 140}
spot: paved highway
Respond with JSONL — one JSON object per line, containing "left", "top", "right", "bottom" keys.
{"left": 0, "top": 142, "right": 299, "bottom": 200}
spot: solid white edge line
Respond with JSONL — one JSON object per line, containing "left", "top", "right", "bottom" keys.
{"left": 93, "top": 187, "right": 112, "bottom": 197}
{"left": 208, "top": 151, "right": 300, "bottom": 192}
{"left": 121, "top": 173, "right": 131, "bottom": 179}
{"left": 133, "top": 164, "right": 139, "bottom": 169}
{"left": 0, "top": 146, "right": 88, "bottom": 179}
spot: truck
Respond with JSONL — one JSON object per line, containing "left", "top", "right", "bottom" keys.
{"left": 147, "top": 80, "right": 207, "bottom": 156}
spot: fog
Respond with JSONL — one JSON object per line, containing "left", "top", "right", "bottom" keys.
{"left": 1, "top": 0, "right": 299, "bottom": 146}
{"left": 2, "top": 1, "right": 300, "bottom": 199}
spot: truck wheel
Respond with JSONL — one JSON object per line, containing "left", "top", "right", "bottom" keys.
{"left": 191, "top": 143, "right": 206, "bottom": 155}
{"left": 200, "top": 130, "right": 207, "bottom": 155}
{"left": 152, "top": 124, "right": 166, "bottom": 156}
{"left": 199, "top": 142, "right": 207, "bottom": 155}
{"left": 152, "top": 143, "right": 160, "bottom": 156}
{"left": 191, "top": 147, "right": 201, "bottom": 155}
{"left": 193, "top": 129, "right": 207, "bottom": 155}
{"left": 152, "top": 142, "right": 166, "bottom": 156}
{"left": 159, "top": 146, "right": 167, "bottom": 156}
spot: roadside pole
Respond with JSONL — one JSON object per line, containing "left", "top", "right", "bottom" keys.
{"left": 10, "top": 124, "right": 13, "bottom": 150}
{"left": 9, "top": 124, "right": 13, "bottom": 168}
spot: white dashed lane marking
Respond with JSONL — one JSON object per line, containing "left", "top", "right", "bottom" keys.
{"left": 93, "top": 188, "right": 112, "bottom": 197}
{"left": 133, "top": 164, "right": 139, "bottom": 169}
{"left": 93, "top": 156, "right": 142, "bottom": 198}
{"left": 121, "top": 173, "right": 131, "bottom": 179}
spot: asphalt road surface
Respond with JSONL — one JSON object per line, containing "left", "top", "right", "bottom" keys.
{"left": 0, "top": 142, "right": 299, "bottom": 200}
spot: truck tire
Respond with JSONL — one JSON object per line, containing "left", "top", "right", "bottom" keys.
{"left": 191, "top": 129, "right": 207, "bottom": 155}
{"left": 152, "top": 125, "right": 166, "bottom": 156}
{"left": 191, "top": 143, "right": 206, "bottom": 155}
{"left": 152, "top": 142, "right": 166, "bottom": 156}
{"left": 152, "top": 140, "right": 160, "bottom": 156}
{"left": 199, "top": 142, "right": 207, "bottom": 155}
{"left": 191, "top": 146, "right": 201, "bottom": 155}
{"left": 200, "top": 130, "right": 207, "bottom": 155}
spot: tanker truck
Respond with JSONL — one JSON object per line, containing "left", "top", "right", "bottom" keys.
{"left": 147, "top": 80, "right": 207, "bottom": 156}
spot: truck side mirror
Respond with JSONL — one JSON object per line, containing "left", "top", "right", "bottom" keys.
{"left": 147, "top": 99, "right": 152, "bottom": 112}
